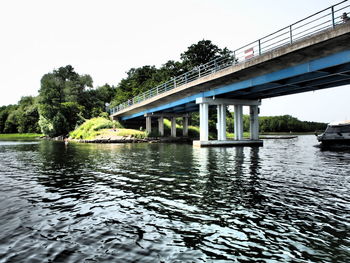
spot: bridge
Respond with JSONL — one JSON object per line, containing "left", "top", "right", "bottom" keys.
{"left": 110, "top": 1, "right": 350, "bottom": 146}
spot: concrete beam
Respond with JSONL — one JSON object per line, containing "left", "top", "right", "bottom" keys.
{"left": 144, "top": 113, "right": 190, "bottom": 118}
{"left": 196, "top": 97, "right": 261, "bottom": 106}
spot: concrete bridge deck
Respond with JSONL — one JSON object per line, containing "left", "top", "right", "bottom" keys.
{"left": 111, "top": 22, "right": 350, "bottom": 121}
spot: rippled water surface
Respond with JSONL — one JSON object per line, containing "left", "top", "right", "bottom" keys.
{"left": 0, "top": 136, "right": 349, "bottom": 262}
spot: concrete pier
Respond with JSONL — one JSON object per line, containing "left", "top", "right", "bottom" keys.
{"left": 195, "top": 97, "right": 262, "bottom": 147}
{"left": 158, "top": 116, "right": 164, "bottom": 136}
{"left": 144, "top": 113, "right": 189, "bottom": 137}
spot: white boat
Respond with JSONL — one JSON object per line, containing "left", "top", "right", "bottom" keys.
{"left": 317, "top": 120, "right": 350, "bottom": 145}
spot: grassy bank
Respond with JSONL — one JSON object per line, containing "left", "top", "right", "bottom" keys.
{"left": 69, "top": 117, "right": 147, "bottom": 140}
{"left": 0, "top": 133, "right": 43, "bottom": 140}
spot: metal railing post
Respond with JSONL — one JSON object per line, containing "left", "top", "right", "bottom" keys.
{"left": 289, "top": 25, "right": 293, "bottom": 44}
{"left": 198, "top": 67, "right": 201, "bottom": 78}
{"left": 331, "top": 6, "right": 335, "bottom": 28}
{"left": 258, "top": 39, "right": 261, "bottom": 55}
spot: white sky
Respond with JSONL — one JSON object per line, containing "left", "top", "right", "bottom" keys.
{"left": 0, "top": 0, "right": 349, "bottom": 123}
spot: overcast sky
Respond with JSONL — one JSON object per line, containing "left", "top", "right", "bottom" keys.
{"left": 0, "top": 0, "right": 349, "bottom": 123}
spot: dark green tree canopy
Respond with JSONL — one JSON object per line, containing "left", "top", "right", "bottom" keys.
{"left": 38, "top": 65, "right": 93, "bottom": 136}
{"left": 111, "top": 39, "right": 233, "bottom": 106}
{"left": 180, "top": 39, "right": 233, "bottom": 69}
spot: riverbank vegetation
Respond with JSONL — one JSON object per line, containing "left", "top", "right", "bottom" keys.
{"left": 69, "top": 117, "right": 146, "bottom": 140}
{"left": 0, "top": 133, "right": 42, "bottom": 140}
{"left": 0, "top": 39, "right": 327, "bottom": 139}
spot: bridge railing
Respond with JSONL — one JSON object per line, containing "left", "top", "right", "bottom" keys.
{"left": 110, "top": 0, "right": 350, "bottom": 115}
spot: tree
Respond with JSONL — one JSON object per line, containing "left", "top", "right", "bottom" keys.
{"left": 0, "top": 105, "right": 16, "bottom": 133}
{"left": 16, "top": 96, "right": 40, "bottom": 133}
{"left": 4, "top": 109, "right": 20, "bottom": 133}
{"left": 180, "top": 39, "right": 234, "bottom": 69}
{"left": 112, "top": 66, "right": 161, "bottom": 106}
{"left": 110, "top": 40, "right": 234, "bottom": 107}
{"left": 38, "top": 65, "right": 92, "bottom": 137}
{"left": 80, "top": 84, "right": 117, "bottom": 118}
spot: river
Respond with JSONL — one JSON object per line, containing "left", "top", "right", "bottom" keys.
{"left": 0, "top": 136, "right": 349, "bottom": 262}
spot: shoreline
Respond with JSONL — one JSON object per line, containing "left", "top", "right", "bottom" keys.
{"left": 69, "top": 136, "right": 193, "bottom": 144}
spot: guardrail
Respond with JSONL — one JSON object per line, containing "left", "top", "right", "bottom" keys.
{"left": 110, "top": 0, "right": 349, "bottom": 115}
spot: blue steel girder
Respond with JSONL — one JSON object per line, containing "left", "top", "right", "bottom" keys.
{"left": 229, "top": 63, "right": 350, "bottom": 99}
{"left": 262, "top": 78, "right": 350, "bottom": 98}
{"left": 121, "top": 50, "right": 350, "bottom": 121}
{"left": 242, "top": 73, "right": 350, "bottom": 99}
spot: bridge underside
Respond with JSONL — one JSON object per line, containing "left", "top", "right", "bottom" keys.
{"left": 121, "top": 50, "right": 350, "bottom": 122}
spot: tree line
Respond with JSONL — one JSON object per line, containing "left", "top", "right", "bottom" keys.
{"left": 0, "top": 65, "right": 116, "bottom": 136}
{"left": 0, "top": 40, "right": 327, "bottom": 136}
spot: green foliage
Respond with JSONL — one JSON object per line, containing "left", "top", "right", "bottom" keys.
{"left": 79, "top": 84, "right": 116, "bottom": 118}
{"left": 60, "top": 102, "right": 85, "bottom": 131}
{"left": 188, "top": 126, "right": 200, "bottom": 138}
{"left": 38, "top": 115, "right": 54, "bottom": 136}
{"left": 0, "top": 105, "right": 13, "bottom": 132}
{"left": 111, "top": 39, "right": 233, "bottom": 107}
{"left": 0, "top": 133, "right": 43, "bottom": 139}
{"left": 147, "top": 130, "right": 161, "bottom": 138}
{"left": 180, "top": 39, "right": 234, "bottom": 69}
{"left": 259, "top": 115, "right": 327, "bottom": 133}
{"left": 0, "top": 97, "right": 40, "bottom": 134}
{"left": 17, "top": 104, "right": 40, "bottom": 133}
{"left": 38, "top": 65, "right": 93, "bottom": 136}
{"left": 69, "top": 117, "right": 122, "bottom": 140}
{"left": 69, "top": 117, "right": 146, "bottom": 140}
{"left": 115, "top": 129, "right": 146, "bottom": 138}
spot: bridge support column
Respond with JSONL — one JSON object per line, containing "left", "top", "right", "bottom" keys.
{"left": 158, "top": 116, "right": 164, "bottom": 136}
{"left": 146, "top": 116, "right": 152, "bottom": 133}
{"left": 219, "top": 104, "right": 226, "bottom": 141}
{"left": 217, "top": 104, "right": 226, "bottom": 140}
{"left": 183, "top": 117, "right": 188, "bottom": 136}
{"left": 194, "top": 97, "right": 262, "bottom": 147}
{"left": 234, "top": 105, "right": 243, "bottom": 140}
{"left": 199, "top": 103, "right": 209, "bottom": 141}
{"left": 171, "top": 117, "right": 177, "bottom": 137}
{"left": 250, "top": 105, "right": 259, "bottom": 140}
{"left": 217, "top": 105, "right": 222, "bottom": 140}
